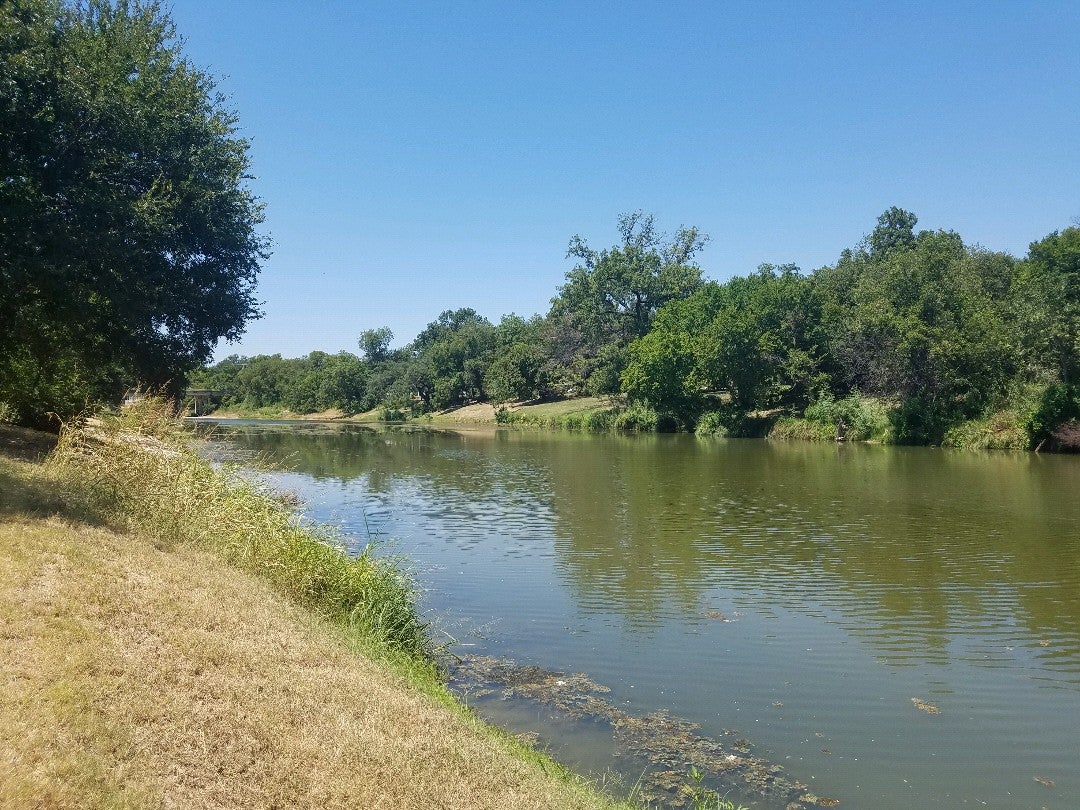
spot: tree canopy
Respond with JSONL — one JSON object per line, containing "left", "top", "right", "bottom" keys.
{"left": 0, "top": 0, "right": 267, "bottom": 424}
{"left": 190, "top": 208, "right": 1080, "bottom": 450}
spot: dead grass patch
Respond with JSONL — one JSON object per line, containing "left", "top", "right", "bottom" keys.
{"left": 0, "top": 411, "right": 623, "bottom": 810}
{"left": 0, "top": 503, "right": 619, "bottom": 809}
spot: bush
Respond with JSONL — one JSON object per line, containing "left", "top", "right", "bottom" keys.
{"left": 1024, "top": 383, "right": 1080, "bottom": 446}
{"left": 890, "top": 396, "right": 958, "bottom": 445}
{"left": 768, "top": 417, "right": 835, "bottom": 442}
{"left": 942, "top": 411, "right": 1029, "bottom": 450}
{"left": 580, "top": 409, "right": 614, "bottom": 432}
{"left": 804, "top": 393, "right": 892, "bottom": 442}
{"left": 613, "top": 401, "right": 659, "bottom": 432}
{"left": 694, "top": 410, "right": 728, "bottom": 437}
{"left": 694, "top": 406, "right": 771, "bottom": 437}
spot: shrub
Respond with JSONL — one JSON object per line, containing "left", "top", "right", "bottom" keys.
{"left": 804, "top": 393, "right": 892, "bottom": 442}
{"left": 1023, "top": 383, "right": 1080, "bottom": 446}
{"left": 768, "top": 417, "right": 835, "bottom": 442}
{"left": 941, "top": 411, "right": 1029, "bottom": 450}
{"left": 581, "top": 409, "right": 614, "bottom": 432}
{"left": 613, "top": 402, "right": 659, "bottom": 432}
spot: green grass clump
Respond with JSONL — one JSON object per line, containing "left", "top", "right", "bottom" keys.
{"left": 48, "top": 399, "right": 430, "bottom": 660}
{"left": 941, "top": 410, "right": 1029, "bottom": 450}
{"left": 799, "top": 393, "right": 893, "bottom": 442}
{"left": 768, "top": 416, "right": 836, "bottom": 442}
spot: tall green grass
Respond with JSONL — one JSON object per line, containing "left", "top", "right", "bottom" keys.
{"left": 768, "top": 393, "right": 893, "bottom": 443}
{"left": 941, "top": 410, "right": 1029, "bottom": 450}
{"left": 495, "top": 405, "right": 616, "bottom": 432}
{"left": 48, "top": 399, "right": 430, "bottom": 660}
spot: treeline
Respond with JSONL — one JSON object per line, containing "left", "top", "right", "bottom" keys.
{"left": 194, "top": 209, "right": 1080, "bottom": 449}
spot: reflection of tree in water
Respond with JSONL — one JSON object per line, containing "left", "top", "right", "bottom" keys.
{"left": 209, "top": 424, "right": 541, "bottom": 498}
{"left": 545, "top": 436, "right": 1080, "bottom": 670}
{"left": 542, "top": 434, "right": 717, "bottom": 627}
{"left": 207, "top": 423, "right": 1080, "bottom": 672}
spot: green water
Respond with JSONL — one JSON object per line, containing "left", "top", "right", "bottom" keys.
{"left": 201, "top": 421, "right": 1080, "bottom": 808}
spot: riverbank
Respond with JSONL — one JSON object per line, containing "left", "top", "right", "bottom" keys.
{"left": 196, "top": 396, "right": 616, "bottom": 429}
{"left": 0, "top": 416, "right": 627, "bottom": 810}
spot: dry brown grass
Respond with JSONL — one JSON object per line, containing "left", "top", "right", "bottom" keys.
{"left": 0, "top": 455, "right": 622, "bottom": 810}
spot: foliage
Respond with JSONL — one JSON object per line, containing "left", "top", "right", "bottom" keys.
{"left": 693, "top": 406, "right": 773, "bottom": 438}
{"left": 404, "top": 308, "right": 496, "bottom": 410}
{"left": 191, "top": 351, "right": 372, "bottom": 415}
{"left": 1022, "top": 382, "right": 1080, "bottom": 447}
{"left": 612, "top": 401, "right": 660, "bottom": 432}
{"left": 817, "top": 214, "right": 1017, "bottom": 442}
{"left": 623, "top": 264, "right": 826, "bottom": 423}
{"left": 483, "top": 315, "right": 551, "bottom": 403}
{"left": 767, "top": 416, "right": 837, "bottom": 442}
{"left": 549, "top": 212, "right": 707, "bottom": 393}
{"left": 359, "top": 327, "right": 394, "bottom": 362}
{"left": 802, "top": 393, "right": 893, "bottom": 443}
{"left": 186, "top": 208, "right": 1080, "bottom": 450}
{"left": 941, "top": 411, "right": 1029, "bottom": 451}
{"left": 0, "top": 0, "right": 267, "bottom": 426}
{"left": 1017, "top": 227, "right": 1080, "bottom": 384}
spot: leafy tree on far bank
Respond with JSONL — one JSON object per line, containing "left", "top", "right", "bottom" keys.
{"left": 817, "top": 212, "right": 1017, "bottom": 442}
{"left": 623, "top": 265, "right": 826, "bottom": 422}
{"left": 549, "top": 212, "right": 707, "bottom": 395}
{"left": 484, "top": 315, "right": 551, "bottom": 404}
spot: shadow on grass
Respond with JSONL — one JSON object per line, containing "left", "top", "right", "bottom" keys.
{"left": 0, "top": 424, "right": 80, "bottom": 520}
{"left": 0, "top": 424, "right": 58, "bottom": 462}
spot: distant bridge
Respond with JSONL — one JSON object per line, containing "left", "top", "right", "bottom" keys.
{"left": 185, "top": 388, "right": 225, "bottom": 416}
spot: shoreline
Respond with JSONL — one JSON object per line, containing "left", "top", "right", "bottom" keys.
{"left": 188, "top": 400, "right": 1058, "bottom": 454}
{"left": 0, "top": 418, "right": 632, "bottom": 810}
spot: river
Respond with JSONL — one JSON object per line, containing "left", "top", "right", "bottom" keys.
{"left": 199, "top": 420, "right": 1080, "bottom": 809}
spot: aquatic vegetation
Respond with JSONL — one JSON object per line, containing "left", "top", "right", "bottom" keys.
{"left": 911, "top": 697, "right": 941, "bottom": 715}
{"left": 451, "top": 655, "right": 839, "bottom": 809}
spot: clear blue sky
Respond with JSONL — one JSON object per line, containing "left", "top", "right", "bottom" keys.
{"left": 166, "top": 1, "right": 1080, "bottom": 361}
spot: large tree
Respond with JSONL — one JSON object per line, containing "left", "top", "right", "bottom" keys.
{"left": 0, "top": 0, "right": 268, "bottom": 424}
{"left": 549, "top": 212, "right": 707, "bottom": 394}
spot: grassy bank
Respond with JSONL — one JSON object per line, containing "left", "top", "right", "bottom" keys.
{"left": 0, "top": 408, "right": 631, "bottom": 810}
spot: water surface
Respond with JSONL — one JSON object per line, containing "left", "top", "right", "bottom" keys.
{"left": 200, "top": 421, "right": 1080, "bottom": 808}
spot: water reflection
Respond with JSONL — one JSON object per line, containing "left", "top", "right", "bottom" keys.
{"left": 200, "top": 421, "right": 1080, "bottom": 808}
{"left": 203, "top": 422, "right": 1080, "bottom": 673}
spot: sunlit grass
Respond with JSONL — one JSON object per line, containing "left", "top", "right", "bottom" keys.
{"left": 1, "top": 406, "right": 630, "bottom": 809}
{"left": 47, "top": 398, "right": 430, "bottom": 659}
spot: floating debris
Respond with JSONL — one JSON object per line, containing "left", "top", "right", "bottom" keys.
{"left": 513, "top": 730, "right": 541, "bottom": 747}
{"left": 798, "top": 792, "right": 840, "bottom": 807}
{"left": 911, "top": 697, "right": 941, "bottom": 715}
{"left": 1039, "top": 639, "right": 1051, "bottom": 647}
{"left": 703, "top": 610, "right": 732, "bottom": 621}
{"left": 450, "top": 654, "right": 839, "bottom": 808}
{"left": 1033, "top": 775, "right": 1055, "bottom": 788}
{"left": 773, "top": 701, "right": 785, "bottom": 708}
